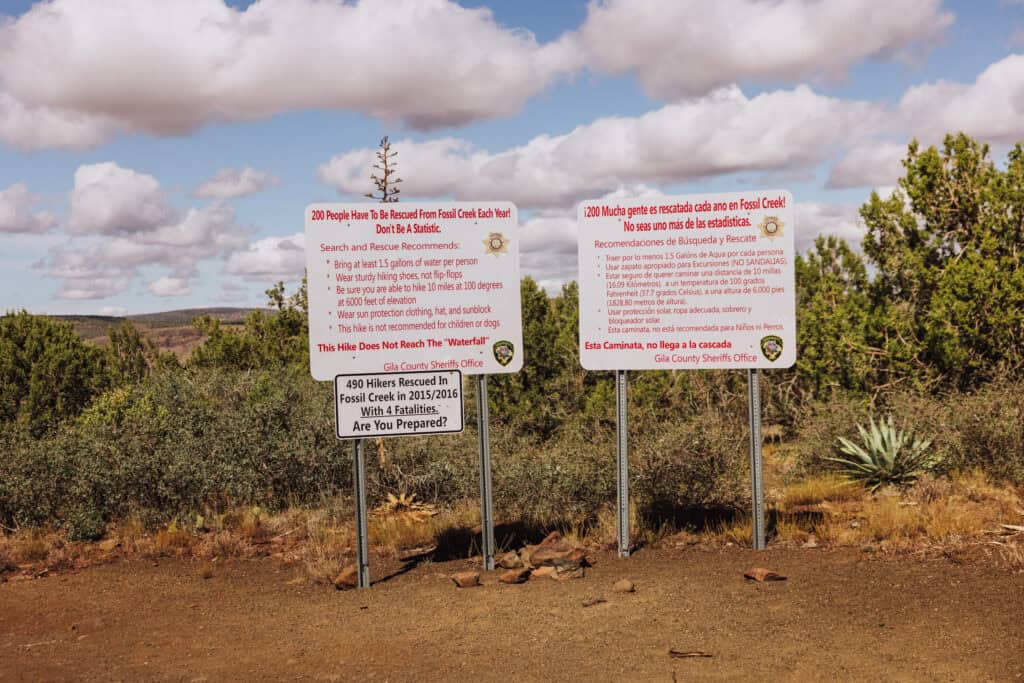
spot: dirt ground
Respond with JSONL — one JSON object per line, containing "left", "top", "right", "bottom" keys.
{"left": 2, "top": 547, "right": 1022, "bottom": 682}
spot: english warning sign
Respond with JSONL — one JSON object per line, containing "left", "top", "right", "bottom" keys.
{"left": 335, "top": 370, "right": 464, "bottom": 439}
{"left": 578, "top": 190, "right": 796, "bottom": 370}
{"left": 306, "top": 202, "right": 523, "bottom": 380}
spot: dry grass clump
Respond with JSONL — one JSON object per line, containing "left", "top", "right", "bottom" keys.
{"left": 193, "top": 531, "right": 250, "bottom": 560}
{"left": 995, "top": 542, "right": 1024, "bottom": 571}
{"left": 565, "top": 502, "right": 640, "bottom": 550}
{"left": 152, "top": 527, "right": 195, "bottom": 556}
{"left": 776, "top": 470, "right": 1023, "bottom": 552}
{"left": 302, "top": 509, "right": 353, "bottom": 584}
{"left": 0, "top": 534, "right": 16, "bottom": 569}
{"left": 0, "top": 529, "right": 94, "bottom": 573}
{"left": 369, "top": 500, "right": 477, "bottom": 557}
{"left": 707, "top": 517, "right": 755, "bottom": 547}
{"left": 782, "top": 474, "right": 865, "bottom": 508}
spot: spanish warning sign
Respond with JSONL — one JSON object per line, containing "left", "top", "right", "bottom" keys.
{"left": 306, "top": 203, "right": 523, "bottom": 380}
{"left": 578, "top": 190, "right": 796, "bottom": 370}
{"left": 335, "top": 370, "right": 464, "bottom": 439}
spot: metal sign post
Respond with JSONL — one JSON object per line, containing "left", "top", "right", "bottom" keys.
{"left": 476, "top": 375, "right": 496, "bottom": 571}
{"left": 352, "top": 438, "right": 371, "bottom": 588}
{"left": 747, "top": 369, "right": 766, "bottom": 550}
{"left": 616, "top": 369, "right": 630, "bottom": 558}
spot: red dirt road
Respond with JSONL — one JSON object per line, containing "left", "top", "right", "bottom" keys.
{"left": 2, "top": 547, "right": 1023, "bottom": 681}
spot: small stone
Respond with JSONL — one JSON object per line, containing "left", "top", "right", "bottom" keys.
{"left": 743, "top": 567, "right": 786, "bottom": 582}
{"left": 198, "top": 563, "right": 215, "bottom": 580}
{"left": 498, "top": 568, "right": 531, "bottom": 584}
{"left": 802, "top": 535, "right": 820, "bottom": 549}
{"left": 333, "top": 565, "right": 359, "bottom": 590}
{"left": 531, "top": 566, "right": 556, "bottom": 579}
{"left": 496, "top": 551, "right": 523, "bottom": 569}
{"left": 531, "top": 544, "right": 578, "bottom": 566}
{"left": 612, "top": 579, "right": 636, "bottom": 593}
{"left": 553, "top": 565, "right": 585, "bottom": 580}
{"left": 582, "top": 597, "right": 607, "bottom": 607}
{"left": 538, "top": 530, "right": 563, "bottom": 546}
{"left": 451, "top": 571, "right": 481, "bottom": 588}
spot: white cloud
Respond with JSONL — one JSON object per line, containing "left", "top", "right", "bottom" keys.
{"left": 518, "top": 184, "right": 670, "bottom": 289}
{"left": 794, "top": 202, "right": 865, "bottom": 253}
{"left": 897, "top": 54, "right": 1024, "bottom": 144}
{"left": 44, "top": 163, "right": 248, "bottom": 299}
{"left": 68, "top": 162, "right": 173, "bottom": 235}
{"left": 827, "top": 54, "right": 1024, "bottom": 189}
{"left": 194, "top": 167, "right": 278, "bottom": 199}
{"left": 320, "top": 86, "right": 883, "bottom": 209}
{"left": 828, "top": 142, "right": 907, "bottom": 189}
{"left": 571, "top": 0, "right": 951, "bottom": 99}
{"left": 225, "top": 233, "right": 306, "bottom": 282}
{"left": 0, "top": 0, "right": 578, "bottom": 150}
{"left": 0, "top": 183, "right": 57, "bottom": 234}
{"left": 149, "top": 277, "right": 191, "bottom": 297}
{"left": 0, "top": 92, "right": 118, "bottom": 151}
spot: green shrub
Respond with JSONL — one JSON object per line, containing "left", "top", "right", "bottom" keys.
{"left": 0, "top": 311, "right": 112, "bottom": 436}
{"left": 944, "top": 383, "right": 1024, "bottom": 484}
{"left": 0, "top": 366, "right": 351, "bottom": 529}
{"left": 792, "top": 395, "right": 875, "bottom": 475}
{"left": 633, "top": 410, "right": 749, "bottom": 516}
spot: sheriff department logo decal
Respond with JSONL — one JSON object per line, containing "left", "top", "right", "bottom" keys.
{"left": 758, "top": 216, "right": 784, "bottom": 240}
{"left": 760, "top": 335, "right": 784, "bottom": 362}
{"left": 483, "top": 232, "right": 510, "bottom": 256}
{"left": 492, "top": 340, "right": 515, "bottom": 366}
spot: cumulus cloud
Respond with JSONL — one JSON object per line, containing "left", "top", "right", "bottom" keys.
{"left": 827, "top": 142, "right": 907, "bottom": 189}
{"left": 320, "top": 86, "right": 883, "bottom": 209}
{"left": 794, "top": 202, "right": 865, "bottom": 253}
{"left": 0, "top": 0, "right": 578, "bottom": 150}
{"left": 827, "top": 54, "right": 1024, "bottom": 189}
{"left": 68, "top": 162, "right": 173, "bottom": 235}
{"left": 225, "top": 233, "right": 306, "bottom": 281}
{"left": 0, "top": 183, "right": 57, "bottom": 234}
{"left": 194, "top": 167, "right": 278, "bottom": 199}
{"left": 43, "top": 162, "right": 248, "bottom": 299}
{"left": 896, "top": 54, "right": 1024, "bottom": 144}
{"left": 570, "top": 0, "right": 951, "bottom": 99}
{"left": 149, "top": 277, "right": 191, "bottom": 297}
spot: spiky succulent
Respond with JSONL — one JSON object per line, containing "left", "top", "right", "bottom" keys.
{"left": 826, "top": 416, "right": 936, "bottom": 492}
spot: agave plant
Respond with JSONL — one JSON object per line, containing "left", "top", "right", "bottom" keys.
{"left": 826, "top": 416, "right": 936, "bottom": 492}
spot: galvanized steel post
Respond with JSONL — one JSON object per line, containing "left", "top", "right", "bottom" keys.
{"left": 616, "top": 369, "right": 630, "bottom": 558}
{"left": 352, "top": 438, "right": 371, "bottom": 587}
{"left": 747, "top": 369, "right": 766, "bottom": 550}
{"left": 476, "top": 375, "right": 496, "bottom": 571}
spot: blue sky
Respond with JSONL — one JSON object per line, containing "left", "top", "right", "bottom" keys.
{"left": 1, "top": 0, "right": 1023, "bottom": 315}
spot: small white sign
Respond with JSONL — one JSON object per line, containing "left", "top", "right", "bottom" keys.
{"left": 306, "top": 202, "right": 523, "bottom": 380}
{"left": 578, "top": 190, "right": 796, "bottom": 370}
{"left": 335, "top": 370, "right": 464, "bottom": 439}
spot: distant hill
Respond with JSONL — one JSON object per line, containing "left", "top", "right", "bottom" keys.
{"left": 49, "top": 307, "right": 266, "bottom": 359}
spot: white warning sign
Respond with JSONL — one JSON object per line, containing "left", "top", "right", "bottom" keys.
{"left": 335, "top": 370, "right": 464, "bottom": 439}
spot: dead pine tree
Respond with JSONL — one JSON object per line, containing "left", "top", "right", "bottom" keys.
{"left": 365, "top": 135, "right": 401, "bottom": 480}
{"left": 365, "top": 135, "right": 402, "bottom": 203}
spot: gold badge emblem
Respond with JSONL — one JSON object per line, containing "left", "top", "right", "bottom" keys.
{"left": 758, "top": 216, "right": 784, "bottom": 240}
{"left": 482, "top": 232, "right": 509, "bottom": 256}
